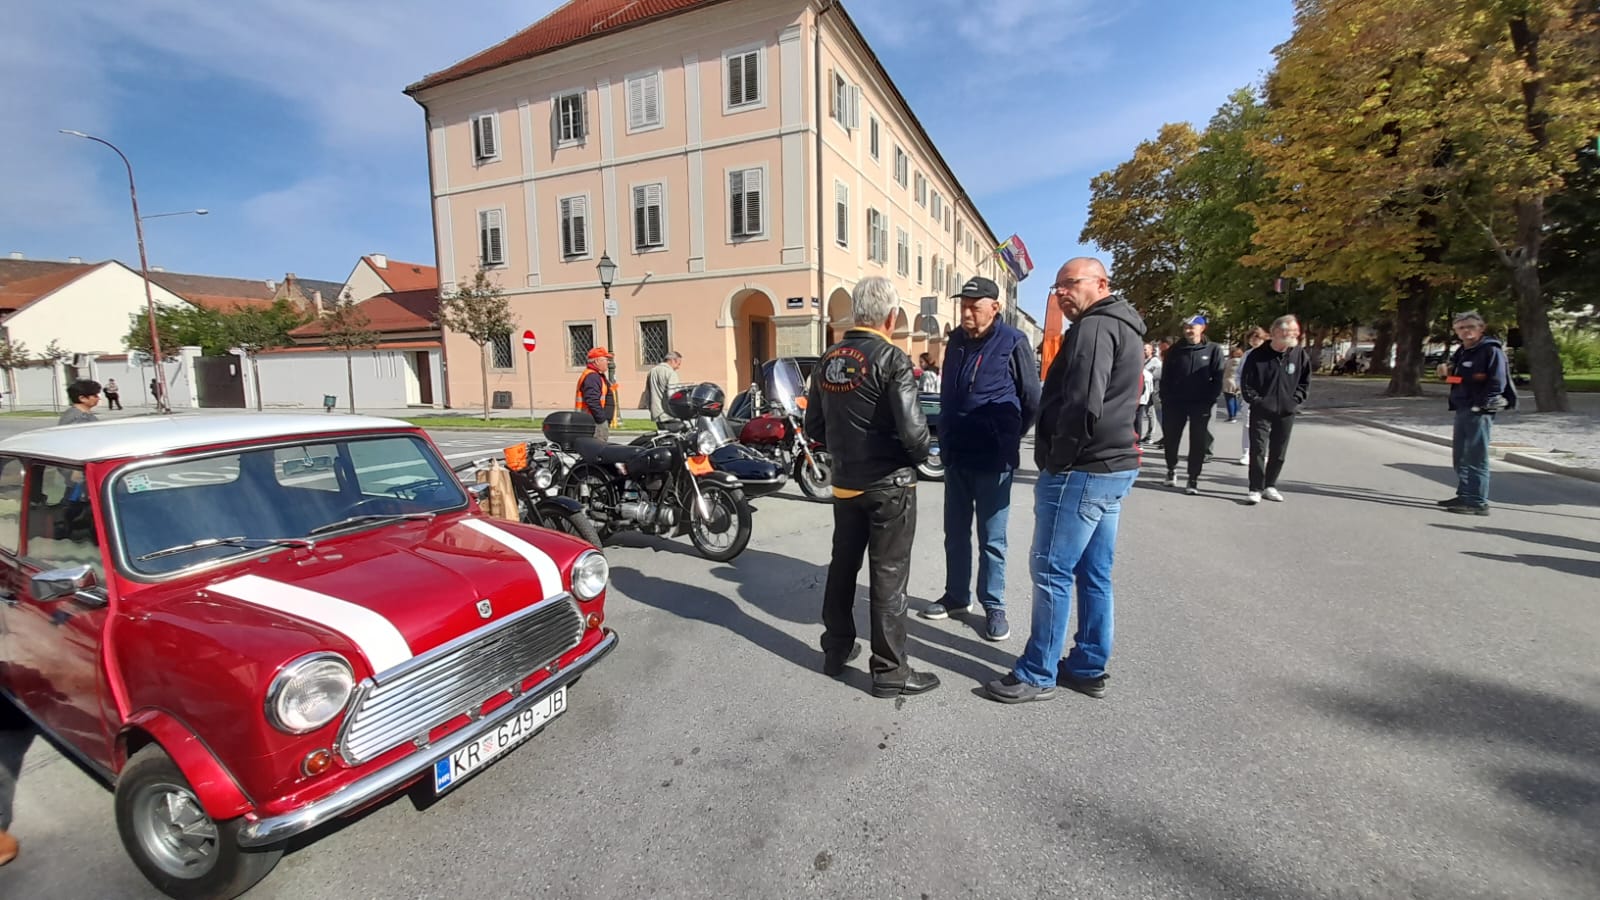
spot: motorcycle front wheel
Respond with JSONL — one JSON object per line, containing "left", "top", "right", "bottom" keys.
{"left": 916, "top": 444, "right": 945, "bottom": 482}
{"left": 687, "top": 481, "right": 752, "bottom": 562}
{"left": 795, "top": 450, "right": 833, "bottom": 499}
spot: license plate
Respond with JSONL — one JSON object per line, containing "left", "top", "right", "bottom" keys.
{"left": 432, "top": 687, "right": 566, "bottom": 794}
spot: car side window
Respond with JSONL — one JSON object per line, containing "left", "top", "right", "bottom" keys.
{"left": 0, "top": 456, "right": 22, "bottom": 555}
{"left": 25, "top": 463, "right": 103, "bottom": 580}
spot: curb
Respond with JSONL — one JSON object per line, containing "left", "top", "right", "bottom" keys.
{"left": 1317, "top": 410, "right": 1600, "bottom": 485}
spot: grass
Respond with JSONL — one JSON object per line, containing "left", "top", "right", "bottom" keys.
{"left": 404, "top": 415, "right": 658, "bottom": 431}
{"left": 1564, "top": 370, "right": 1600, "bottom": 393}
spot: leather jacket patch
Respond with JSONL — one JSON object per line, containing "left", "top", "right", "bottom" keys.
{"left": 821, "top": 347, "right": 871, "bottom": 392}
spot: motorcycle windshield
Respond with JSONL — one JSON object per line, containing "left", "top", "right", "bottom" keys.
{"left": 699, "top": 415, "right": 734, "bottom": 447}
{"left": 766, "top": 358, "right": 807, "bottom": 416}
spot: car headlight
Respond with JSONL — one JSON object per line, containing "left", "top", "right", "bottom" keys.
{"left": 267, "top": 653, "right": 355, "bottom": 734}
{"left": 532, "top": 468, "right": 554, "bottom": 490}
{"left": 570, "top": 549, "right": 609, "bottom": 601}
{"left": 694, "top": 431, "right": 718, "bottom": 456}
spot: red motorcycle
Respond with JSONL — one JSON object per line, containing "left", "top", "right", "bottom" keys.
{"left": 736, "top": 358, "right": 833, "bottom": 499}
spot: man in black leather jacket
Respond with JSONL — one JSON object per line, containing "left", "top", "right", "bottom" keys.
{"left": 805, "top": 276, "right": 940, "bottom": 698}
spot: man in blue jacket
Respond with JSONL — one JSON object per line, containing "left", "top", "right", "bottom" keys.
{"left": 1436, "top": 311, "right": 1509, "bottom": 516}
{"left": 919, "top": 276, "right": 1040, "bottom": 642}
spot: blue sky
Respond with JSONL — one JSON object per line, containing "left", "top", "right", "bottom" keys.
{"left": 2, "top": 0, "right": 1290, "bottom": 321}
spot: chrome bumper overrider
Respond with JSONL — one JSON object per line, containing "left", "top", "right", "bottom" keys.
{"left": 236, "top": 630, "right": 617, "bottom": 848}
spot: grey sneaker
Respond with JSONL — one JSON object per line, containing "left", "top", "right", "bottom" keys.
{"left": 1245, "top": 490, "right": 1262, "bottom": 505}
{"left": 1262, "top": 487, "right": 1285, "bottom": 502}
{"left": 1058, "top": 670, "right": 1109, "bottom": 699}
{"left": 919, "top": 600, "right": 970, "bottom": 620}
{"left": 984, "top": 608, "right": 1010, "bottom": 641}
{"left": 985, "top": 674, "right": 1056, "bottom": 704}
{"left": 1185, "top": 480, "right": 1200, "bottom": 495}
{"left": 1162, "top": 471, "right": 1179, "bottom": 488}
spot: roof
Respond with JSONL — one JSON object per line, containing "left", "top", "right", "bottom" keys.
{"left": 406, "top": 0, "right": 728, "bottom": 93}
{"left": 300, "top": 278, "right": 347, "bottom": 301}
{"left": 0, "top": 414, "right": 415, "bottom": 463}
{"left": 0, "top": 266, "right": 97, "bottom": 315}
{"left": 147, "top": 271, "right": 279, "bottom": 312}
{"left": 0, "top": 258, "right": 92, "bottom": 285}
{"left": 260, "top": 340, "right": 441, "bottom": 355}
{"left": 289, "top": 289, "right": 440, "bottom": 338}
{"left": 365, "top": 257, "right": 438, "bottom": 293}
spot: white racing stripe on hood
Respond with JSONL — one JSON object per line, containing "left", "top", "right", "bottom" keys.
{"left": 208, "top": 574, "right": 413, "bottom": 672}
{"left": 459, "top": 518, "right": 562, "bottom": 599}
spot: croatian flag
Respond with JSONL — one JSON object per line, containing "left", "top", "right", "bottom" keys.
{"left": 996, "top": 234, "right": 1035, "bottom": 282}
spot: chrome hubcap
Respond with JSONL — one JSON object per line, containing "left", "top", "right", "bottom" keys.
{"left": 135, "top": 782, "right": 219, "bottom": 878}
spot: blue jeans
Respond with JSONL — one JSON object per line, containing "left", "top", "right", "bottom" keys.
{"left": 1452, "top": 408, "right": 1492, "bottom": 506}
{"left": 942, "top": 465, "right": 1014, "bottom": 611}
{"left": 1013, "top": 468, "right": 1138, "bottom": 687}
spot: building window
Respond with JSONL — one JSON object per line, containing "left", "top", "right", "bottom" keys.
{"left": 932, "top": 255, "right": 943, "bottom": 293}
{"left": 632, "top": 183, "right": 665, "bottom": 251}
{"left": 869, "top": 116, "right": 880, "bottom": 160}
{"left": 867, "top": 208, "right": 886, "bottom": 264}
{"left": 916, "top": 243, "right": 924, "bottom": 284}
{"left": 830, "top": 71, "right": 860, "bottom": 129}
{"left": 489, "top": 333, "right": 514, "bottom": 370}
{"left": 931, "top": 191, "right": 944, "bottom": 223}
{"left": 914, "top": 172, "right": 926, "bottom": 206}
{"left": 638, "top": 318, "right": 671, "bottom": 367}
{"left": 893, "top": 146, "right": 908, "bottom": 186}
{"left": 567, "top": 323, "right": 595, "bottom": 368}
{"left": 626, "top": 71, "right": 662, "bottom": 132}
{"left": 729, "top": 167, "right": 765, "bottom": 240}
{"left": 945, "top": 208, "right": 953, "bottom": 233}
{"left": 956, "top": 220, "right": 964, "bottom": 246}
{"left": 478, "top": 209, "right": 505, "bottom": 266}
{"left": 896, "top": 228, "right": 909, "bottom": 277}
{"left": 471, "top": 112, "right": 499, "bottom": 163}
{"left": 834, "top": 181, "right": 849, "bottom": 247}
{"left": 554, "top": 91, "right": 586, "bottom": 145}
{"left": 559, "top": 195, "right": 590, "bottom": 259}
{"left": 724, "top": 47, "right": 762, "bottom": 110}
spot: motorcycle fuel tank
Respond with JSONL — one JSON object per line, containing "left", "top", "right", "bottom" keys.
{"left": 738, "top": 414, "right": 789, "bottom": 445}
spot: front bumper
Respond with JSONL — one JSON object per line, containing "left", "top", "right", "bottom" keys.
{"left": 236, "top": 629, "right": 617, "bottom": 848}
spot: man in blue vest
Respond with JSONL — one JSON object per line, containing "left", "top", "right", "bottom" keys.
{"left": 919, "top": 276, "right": 1040, "bottom": 642}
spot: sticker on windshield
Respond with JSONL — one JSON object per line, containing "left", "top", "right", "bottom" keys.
{"left": 125, "top": 474, "right": 152, "bottom": 493}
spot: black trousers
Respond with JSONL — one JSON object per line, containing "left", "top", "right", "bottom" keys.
{"left": 821, "top": 482, "right": 915, "bottom": 679}
{"left": 1248, "top": 411, "right": 1296, "bottom": 491}
{"left": 1162, "top": 407, "right": 1213, "bottom": 479}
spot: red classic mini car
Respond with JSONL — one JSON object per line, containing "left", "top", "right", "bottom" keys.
{"left": 0, "top": 415, "right": 616, "bottom": 898}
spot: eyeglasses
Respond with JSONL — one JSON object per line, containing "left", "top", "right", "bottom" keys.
{"left": 1052, "top": 276, "right": 1100, "bottom": 293}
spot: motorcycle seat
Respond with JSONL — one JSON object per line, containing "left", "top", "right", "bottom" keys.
{"left": 576, "top": 438, "right": 673, "bottom": 473}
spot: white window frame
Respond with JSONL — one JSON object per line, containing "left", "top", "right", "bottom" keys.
{"left": 727, "top": 164, "right": 769, "bottom": 243}
{"left": 893, "top": 145, "right": 908, "bottom": 187}
{"left": 869, "top": 115, "right": 880, "bottom": 160}
{"left": 552, "top": 89, "right": 588, "bottom": 147}
{"left": 625, "top": 69, "right": 664, "bottom": 134}
{"left": 867, "top": 208, "right": 886, "bottom": 265}
{"left": 896, "top": 228, "right": 909, "bottom": 277}
{"left": 470, "top": 110, "right": 501, "bottom": 164}
{"left": 631, "top": 181, "right": 667, "bottom": 253}
{"left": 829, "top": 70, "right": 860, "bottom": 130}
{"left": 834, "top": 181, "right": 849, "bottom": 248}
{"left": 721, "top": 44, "right": 766, "bottom": 114}
{"left": 636, "top": 317, "right": 673, "bottom": 369}
{"left": 914, "top": 172, "right": 927, "bottom": 207}
{"left": 916, "top": 242, "right": 924, "bottom": 285}
{"left": 477, "top": 207, "right": 506, "bottom": 268}
{"left": 932, "top": 255, "right": 943, "bottom": 293}
{"left": 931, "top": 190, "right": 944, "bottom": 223}
{"left": 557, "top": 193, "right": 592, "bottom": 260}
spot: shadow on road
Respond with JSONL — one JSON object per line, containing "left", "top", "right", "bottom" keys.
{"left": 1387, "top": 462, "right": 1590, "bottom": 509}
{"left": 1460, "top": 551, "right": 1600, "bottom": 579}
{"left": 1431, "top": 522, "right": 1600, "bottom": 557}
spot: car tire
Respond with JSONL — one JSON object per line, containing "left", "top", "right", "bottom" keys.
{"left": 115, "top": 745, "right": 283, "bottom": 900}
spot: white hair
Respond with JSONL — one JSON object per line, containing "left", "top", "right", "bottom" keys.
{"left": 852, "top": 276, "right": 899, "bottom": 326}
{"left": 1271, "top": 315, "right": 1300, "bottom": 331}
{"left": 1453, "top": 310, "right": 1485, "bottom": 326}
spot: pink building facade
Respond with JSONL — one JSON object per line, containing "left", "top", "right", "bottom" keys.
{"left": 407, "top": 0, "right": 1013, "bottom": 410}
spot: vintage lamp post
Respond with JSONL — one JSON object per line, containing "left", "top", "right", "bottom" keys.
{"left": 595, "top": 252, "right": 619, "bottom": 425}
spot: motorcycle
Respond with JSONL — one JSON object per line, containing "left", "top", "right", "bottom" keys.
{"left": 630, "top": 409, "right": 789, "bottom": 499}
{"left": 455, "top": 446, "right": 602, "bottom": 547}
{"left": 546, "top": 383, "right": 754, "bottom": 562}
{"left": 736, "top": 358, "right": 835, "bottom": 499}
{"left": 915, "top": 392, "right": 945, "bottom": 482}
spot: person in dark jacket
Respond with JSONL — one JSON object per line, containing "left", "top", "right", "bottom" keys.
{"left": 986, "top": 258, "right": 1145, "bottom": 704}
{"left": 1159, "top": 315, "right": 1225, "bottom": 493}
{"left": 805, "top": 276, "right": 938, "bottom": 698}
{"left": 1436, "top": 310, "right": 1509, "bottom": 515}
{"left": 919, "top": 276, "right": 1040, "bottom": 641}
{"left": 1239, "top": 315, "right": 1310, "bottom": 504}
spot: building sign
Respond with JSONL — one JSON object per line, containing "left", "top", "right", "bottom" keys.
{"left": 786, "top": 296, "right": 805, "bottom": 310}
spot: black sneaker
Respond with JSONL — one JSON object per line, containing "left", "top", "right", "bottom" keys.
{"left": 1058, "top": 670, "right": 1109, "bottom": 699}
{"left": 985, "top": 674, "right": 1056, "bottom": 704}
{"left": 984, "top": 608, "right": 1010, "bottom": 641}
{"left": 822, "top": 643, "right": 861, "bottom": 677}
{"left": 1437, "top": 496, "right": 1468, "bottom": 507}
{"left": 919, "top": 600, "right": 970, "bottom": 620}
{"left": 1446, "top": 504, "right": 1490, "bottom": 517}
{"left": 1185, "top": 480, "right": 1200, "bottom": 495}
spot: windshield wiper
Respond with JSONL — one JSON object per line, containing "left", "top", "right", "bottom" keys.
{"left": 305, "top": 512, "right": 437, "bottom": 537}
{"left": 136, "top": 535, "right": 316, "bottom": 562}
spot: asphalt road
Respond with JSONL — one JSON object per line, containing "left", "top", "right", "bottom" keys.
{"left": 3, "top": 416, "right": 1598, "bottom": 899}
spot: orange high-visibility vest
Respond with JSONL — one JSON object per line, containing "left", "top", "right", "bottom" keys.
{"left": 574, "top": 369, "right": 611, "bottom": 419}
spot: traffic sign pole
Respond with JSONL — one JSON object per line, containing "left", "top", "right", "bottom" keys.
{"left": 521, "top": 330, "right": 537, "bottom": 421}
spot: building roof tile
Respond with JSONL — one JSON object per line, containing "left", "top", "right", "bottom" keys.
{"left": 0, "top": 267, "right": 95, "bottom": 316}
{"left": 365, "top": 256, "right": 438, "bottom": 293}
{"left": 289, "top": 288, "right": 440, "bottom": 338}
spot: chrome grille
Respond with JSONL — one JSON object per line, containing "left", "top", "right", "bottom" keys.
{"left": 337, "top": 595, "right": 585, "bottom": 764}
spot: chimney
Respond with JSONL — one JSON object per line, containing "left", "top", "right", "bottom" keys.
{"left": 151, "top": 266, "right": 165, "bottom": 272}
{"left": 370, "top": 253, "right": 388, "bottom": 269}
{"left": 7, "top": 251, "right": 23, "bottom": 260}
{"left": 265, "top": 279, "right": 277, "bottom": 292}
{"left": 312, "top": 289, "right": 324, "bottom": 316}
{"left": 68, "top": 256, "right": 83, "bottom": 264}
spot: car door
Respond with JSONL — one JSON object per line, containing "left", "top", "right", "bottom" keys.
{"left": 0, "top": 455, "right": 24, "bottom": 693}
{"left": 4, "top": 460, "right": 115, "bottom": 768}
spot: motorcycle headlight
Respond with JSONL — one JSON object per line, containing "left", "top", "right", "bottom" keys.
{"left": 532, "top": 468, "right": 554, "bottom": 490}
{"left": 570, "top": 550, "right": 609, "bottom": 601}
{"left": 694, "top": 431, "right": 718, "bottom": 456}
{"left": 266, "top": 654, "right": 354, "bottom": 734}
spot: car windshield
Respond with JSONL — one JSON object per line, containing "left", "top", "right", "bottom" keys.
{"left": 111, "top": 434, "right": 465, "bottom": 577}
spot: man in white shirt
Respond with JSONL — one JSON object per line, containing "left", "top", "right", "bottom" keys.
{"left": 646, "top": 351, "right": 683, "bottom": 426}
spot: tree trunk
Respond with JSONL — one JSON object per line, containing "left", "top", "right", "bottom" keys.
{"left": 480, "top": 342, "right": 490, "bottom": 421}
{"left": 251, "top": 353, "right": 263, "bottom": 411}
{"left": 1369, "top": 317, "right": 1395, "bottom": 376}
{"left": 1385, "top": 281, "right": 1430, "bottom": 397}
{"left": 346, "top": 353, "right": 356, "bottom": 414}
{"left": 1509, "top": 196, "right": 1567, "bottom": 412}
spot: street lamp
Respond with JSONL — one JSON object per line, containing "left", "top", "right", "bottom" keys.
{"left": 141, "top": 209, "right": 208, "bottom": 221}
{"left": 595, "top": 252, "right": 619, "bottom": 426}
{"left": 60, "top": 129, "right": 170, "bottom": 413}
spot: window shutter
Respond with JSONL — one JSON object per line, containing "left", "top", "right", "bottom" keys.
{"left": 633, "top": 186, "right": 648, "bottom": 250}
{"left": 743, "top": 168, "right": 763, "bottom": 235}
{"left": 628, "top": 78, "right": 643, "bottom": 129}
{"left": 847, "top": 85, "right": 861, "bottom": 129}
{"left": 640, "top": 73, "right": 660, "bottom": 126}
{"left": 727, "top": 55, "right": 744, "bottom": 108}
{"left": 476, "top": 114, "right": 497, "bottom": 159}
{"left": 479, "top": 209, "right": 504, "bottom": 265}
{"left": 742, "top": 52, "right": 759, "bottom": 104}
{"left": 835, "top": 182, "right": 847, "bottom": 245}
{"left": 646, "top": 183, "right": 663, "bottom": 246}
{"left": 572, "top": 197, "right": 588, "bottom": 256}
{"left": 729, "top": 171, "right": 745, "bottom": 236}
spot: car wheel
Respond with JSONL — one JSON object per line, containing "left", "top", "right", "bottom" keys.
{"left": 115, "top": 745, "right": 283, "bottom": 900}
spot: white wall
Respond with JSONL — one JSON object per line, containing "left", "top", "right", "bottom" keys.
{"left": 342, "top": 260, "right": 389, "bottom": 303}
{"left": 252, "top": 349, "right": 443, "bottom": 410}
{"left": 4, "top": 262, "right": 187, "bottom": 355}
{"left": 1, "top": 353, "right": 192, "bottom": 410}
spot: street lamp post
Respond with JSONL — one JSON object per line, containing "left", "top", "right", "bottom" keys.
{"left": 60, "top": 129, "right": 171, "bottom": 413}
{"left": 595, "top": 252, "right": 619, "bottom": 426}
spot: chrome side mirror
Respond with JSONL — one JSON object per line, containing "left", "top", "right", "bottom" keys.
{"left": 32, "top": 564, "right": 98, "bottom": 602}
{"left": 466, "top": 482, "right": 493, "bottom": 502}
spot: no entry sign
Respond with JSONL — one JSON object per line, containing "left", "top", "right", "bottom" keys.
{"left": 521, "top": 330, "right": 537, "bottom": 352}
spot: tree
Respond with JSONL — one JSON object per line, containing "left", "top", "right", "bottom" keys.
{"left": 1080, "top": 123, "right": 1202, "bottom": 331}
{"left": 40, "top": 340, "right": 71, "bottom": 410}
{"left": 436, "top": 268, "right": 517, "bottom": 420}
{"left": 0, "top": 338, "right": 28, "bottom": 407}
{"left": 318, "top": 298, "right": 380, "bottom": 414}
{"left": 227, "top": 299, "right": 311, "bottom": 410}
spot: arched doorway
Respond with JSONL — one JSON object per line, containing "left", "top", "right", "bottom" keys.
{"left": 733, "top": 289, "right": 777, "bottom": 385}
{"left": 891, "top": 308, "right": 913, "bottom": 352}
{"left": 825, "top": 288, "right": 852, "bottom": 346}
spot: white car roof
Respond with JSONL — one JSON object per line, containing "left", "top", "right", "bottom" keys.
{"left": 0, "top": 414, "right": 418, "bottom": 463}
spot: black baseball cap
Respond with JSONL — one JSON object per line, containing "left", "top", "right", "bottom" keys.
{"left": 953, "top": 276, "right": 999, "bottom": 301}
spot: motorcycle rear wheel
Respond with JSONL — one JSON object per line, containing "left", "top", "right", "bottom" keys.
{"left": 533, "top": 504, "right": 602, "bottom": 548}
{"left": 687, "top": 482, "right": 752, "bottom": 562}
{"left": 560, "top": 464, "right": 619, "bottom": 542}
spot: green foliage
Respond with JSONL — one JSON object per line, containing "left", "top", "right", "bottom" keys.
{"left": 39, "top": 339, "right": 70, "bottom": 364}
{"left": 1554, "top": 327, "right": 1600, "bottom": 371}
{"left": 228, "top": 299, "right": 310, "bottom": 354}
{"left": 317, "top": 299, "right": 379, "bottom": 353}
{"left": 437, "top": 267, "right": 517, "bottom": 420}
{"left": 125, "top": 304, "right": 229, "bottom": 357}
{"left": 0, "top": 339, "right": 29, "bottom": 372}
